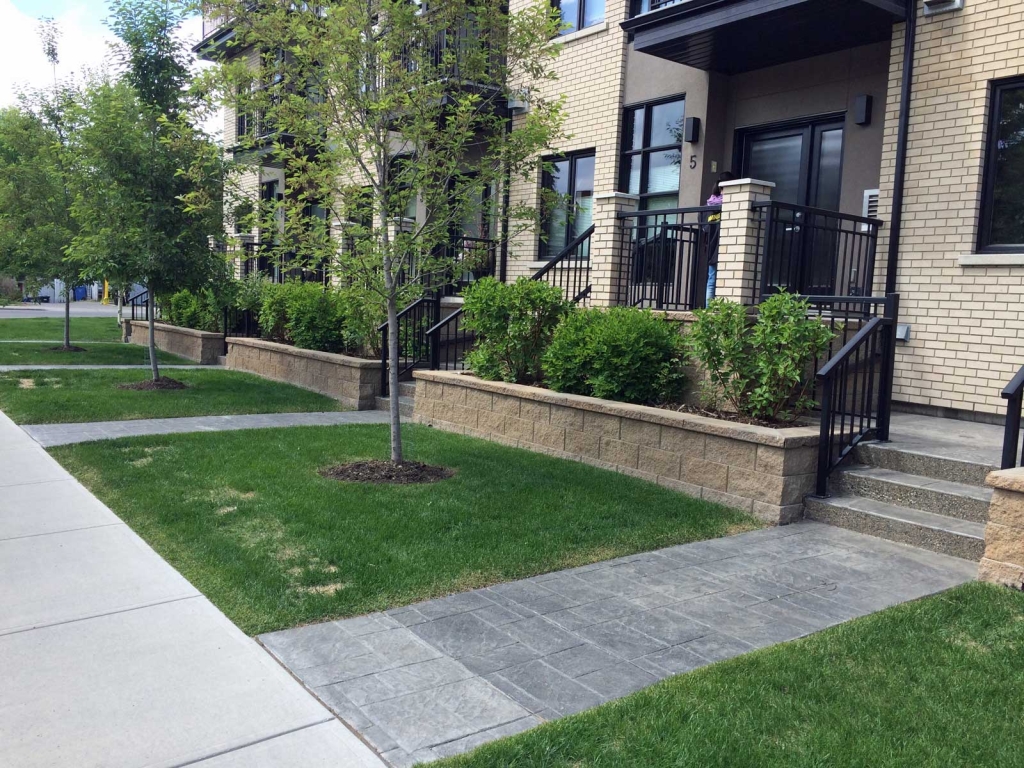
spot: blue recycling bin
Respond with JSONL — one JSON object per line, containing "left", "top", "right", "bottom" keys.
{"left": 74, "top": 285, "right": 88, "bottom": 301}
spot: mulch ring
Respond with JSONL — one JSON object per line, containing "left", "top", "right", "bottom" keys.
{"left": 319, "top": 460, "right": 455, "bottom": 485}
{"left": 48, "top": 345, "right": 88, "bottom": 353}
{"left": 117, "top": 377, "right": 189, "bottom": 391}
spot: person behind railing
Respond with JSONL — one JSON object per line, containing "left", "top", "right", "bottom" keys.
{"left": 704, "top": 171, "right": 734, "bottom": 305}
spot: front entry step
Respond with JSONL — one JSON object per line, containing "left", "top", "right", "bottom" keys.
{"left": 375, "top": 396, "right": 415, "bottom": 418}
{"left": 854, "top": 441, "right": 995, "bottom": 488}
{"left": 804, "top": 494, "right": 986, "bottom": 561}
{"left": 834, "top": 465, "right": 992, "bottom": 524}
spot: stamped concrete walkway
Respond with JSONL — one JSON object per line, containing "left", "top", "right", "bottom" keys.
{"left": 0, "top": 410, "right": 384, "bottom": 768}
{"left": 24, "top": 409, "right": 390, "bottom": 446}
{"left": 262, "top": 522, "right": 977, "bottom": 767}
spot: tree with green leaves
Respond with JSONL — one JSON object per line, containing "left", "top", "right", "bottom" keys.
{"left": 70, "top": 0, "right": 224, "bottom": 381}
{"left": 200, "top": 0, "right": 565, "bottom": 462}
{"left": 0, "top": 20, "right": 86, "bottom": 350}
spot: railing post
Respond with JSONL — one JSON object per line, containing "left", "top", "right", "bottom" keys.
{"left": 816, "top": 376, "right": 834, "bottom": 497}
{"left": 875, "top": 292, "right": 900, "bottom": 441}
{"left": 380, "top": 325, "right": 389, "bottom": 397}
{"left": 590, "top": 193, "right": 638, "bottom": 307}
{"left": 1002, "top": 391, "right": 1023, "bottom": 470}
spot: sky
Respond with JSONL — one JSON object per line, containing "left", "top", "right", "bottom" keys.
{"left": 0, "top": 0, "right": 206, "bottom": 113}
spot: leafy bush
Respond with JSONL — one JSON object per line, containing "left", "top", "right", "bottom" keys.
{"left": 257, "top": 282, "right": 291, "bottom": 342}
{"left": 686, "top": 292, "right": 835, "bottom": 421}
{"left": 462, "top": 277, "right": 570, "bottom": 384}
{"left": 283, "top": 282, "right": 348, "bottom": 353}
{"left": 0, "top": 277, "right": 20, "bottom": 306}
{"left": 166, "top": 288, "right": 221, "bottom": 332}
{"left": 544, "top": 307, "right": 686, "bottom": 404}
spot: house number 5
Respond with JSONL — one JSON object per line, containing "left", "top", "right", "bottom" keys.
{"left": 689, "top": 155, "right": 697, "bottom": 170}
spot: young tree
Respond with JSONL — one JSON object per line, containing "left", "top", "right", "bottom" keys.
{"left": 0, "top": 21, "right": 86, "bottom": 349}
{"left": 202, "top": 0, "right": 565, "bottom": 462}
{"left": 70, "top": 0, "right": 224, "bottom": 381}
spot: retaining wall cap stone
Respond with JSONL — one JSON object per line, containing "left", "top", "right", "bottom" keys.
{"left": 226, "top": 337, "right": 382, "bottom": 368}
{"left": 987, "top": 467, "right": 1024, "bottom": 493}
{"left": 128, "top": 321, "right": 223, "bottom": 339}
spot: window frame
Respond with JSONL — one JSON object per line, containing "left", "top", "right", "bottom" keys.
{"left": 979, "top": 76, "right": 1024, "bottom": 253}
{"left": 619, "top": 95, "right": 686, "bottom": 210}
{"left": 555, "top": 0, "right": 604, "bottom": 36}
{"left": 540, "top": 149, "right": 596, "bottom": 260}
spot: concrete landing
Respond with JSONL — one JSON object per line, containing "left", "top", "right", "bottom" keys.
{"left": 885, "top": 412, "right": 1011, "bottom": 473}
{"left": 0, "top": 410, "right": 383, "bottom": 768}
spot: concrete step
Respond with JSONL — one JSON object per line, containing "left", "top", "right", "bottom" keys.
{"left": 854, "top": 441, "right": 995, "bottom": 488}
{"left": 804, "top": 494, "right": 986, "bottom": 562}
{"left": 216, "top": 355, "right": 228, "bottom": 366}
{"left": 396, "top": 381, "right": 417, "bottom": 399}
{"left": 834, "top": 465, "right": 992, "bottom": 524}
{"left": 375, "top": 396, "right": 415, "bottom": 418}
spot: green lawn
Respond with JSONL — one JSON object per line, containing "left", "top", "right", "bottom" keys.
{"left": 437, "top": 582, "right": 1024, "bottom": 768}
{"left": 50, "top": 424, "right": 759, "bottom": 634}
{"left": 0, "top": 342, "right": 190, "bottom": 367}
{"left": 0, "top": 368, "right": 345, "bottom": 424}
{"left": 0, "top": 316, "right": 121, "bottom": 341}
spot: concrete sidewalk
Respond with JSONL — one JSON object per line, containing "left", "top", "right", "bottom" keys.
{"left": 0, "top": 411, "right": 384, "bottom": 768}
{"left": 23, "top": 410, "right": 391, "bottom": 447}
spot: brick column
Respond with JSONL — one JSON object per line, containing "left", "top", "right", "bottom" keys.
{"left": 589, "top": 192, "right": 639, "bottom": 308}
{"left": 715, "top": 178, "right": 774, "bottom": 303}
{"left": 979, "top": 468, "right": 1024, "bottom": 590}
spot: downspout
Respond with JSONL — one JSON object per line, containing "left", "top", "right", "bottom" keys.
{"left": 499, "top": 105, "right": 512, "bottom": 283}
{"left": 885, "top": 0, "right": 918, "bottom": 294}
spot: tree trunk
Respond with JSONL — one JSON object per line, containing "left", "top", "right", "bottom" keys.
{"left": 117, "top": 290, "right": 127, "bottom": 343}
{"left": 387, "top": 292, "right": 403, "bottom": 464}
{"left": 63, "top": 283, "right": 71, "bottom": 349}
{"left": 148, "top": 291, "right": 160, "bottom": 382}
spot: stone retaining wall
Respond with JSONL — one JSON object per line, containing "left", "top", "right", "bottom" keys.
{"left": 226, "top": 337, "right": 381, "bottom": 410}
{"left": 980, "top": 468, "right": 1024, "bottom": 590}
{"left": 412, "top": 370, "right": 820, "bottom": 525}
{"left": 127, "top": 321, "right": 222, "bottom": 365}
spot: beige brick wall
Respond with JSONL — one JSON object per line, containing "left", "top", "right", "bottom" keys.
{"left": 128, "top": 322, "right": 223, "bottom": 365}
{"left": 506, "top": 0, "right": 630, "bottom": 285}
{"left": 878, "top": 0, "right": 1024, "bottom": 416}
{"left": 413, "top": 370, "right": 820, "bottom": 524}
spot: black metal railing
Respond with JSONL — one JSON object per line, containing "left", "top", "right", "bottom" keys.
{"left": 379, "top": 295, "right": 439, "bottom": 396}
{"left": 533, "top": 224, "right": 593, "bottom": 305}
{"left": 753, "top": 201, "right": 881, "bottom": 304}
{"left": 615, "top": 207, "right": 719, "bottom": 311}
{"left": 223, "top": 306, "right": 261, "bottom": 355}
{"left": 437, "top": 236, "right": 497, "bottom": 297}
{"left": 1000, "top": 365, "right": 1024, "bottom": 469}
{"left": 128, "top": 290, "right": 159, "bottom": 322}
{"left": 400, "top": 23, "right": 494, "bottom": 83}
{"left": 814, "top": 293, "right": 899, "bottom": 497}
{"left": 426, "top": 306, "right": 475, "bottom": 373}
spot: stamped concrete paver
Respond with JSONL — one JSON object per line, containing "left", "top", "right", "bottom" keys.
{"left": 0, "top": 410, "right": 383, "bottom": 768}
{"left": 23, "top": 409, "right": 390, "bottom": 446}
{"left": 261, "top": 521, "right": 978, "bottom": 767}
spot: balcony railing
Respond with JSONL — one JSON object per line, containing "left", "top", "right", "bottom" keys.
{"left": 614, "top": 207, "right": 719, "bottom": 312}
{"left": 752, "top": 201, "right": 881, "bottom": 303}
{"left": 201, "top": 14, "right": 228, "bottom": 40}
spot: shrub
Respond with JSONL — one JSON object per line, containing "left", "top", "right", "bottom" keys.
{"left": 257, "top": 282, "right": 290, "bottom": 342}
{"left": 166, "top": 288, "right": 221, "bottom": 332}
{"left": 283, "top": 282, "right": 348, "bottom": 353}
{"left": 462, "top": 277, "right": 571, "bottom": 384}
{"left": 544, "top": 307, "right": 686, "bottom": 405}
{"left": 0, "top": 277, "right": 20, "bottom": 306}
{"left": 686, "top": 292, "right": 835, "bottom": 421}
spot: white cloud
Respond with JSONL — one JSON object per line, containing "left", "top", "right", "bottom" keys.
{"left": 0, "top": 0, "right": 114, "bottom": 106}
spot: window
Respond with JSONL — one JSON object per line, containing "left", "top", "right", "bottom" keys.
{"left": 620, "top": 97, "right": 685, "bottom": 210}
{"left": 541, "top": 151, "right": 595, "bottom": 259}
{"left": 557, "top": 0, "right": 604, "bottom": 35}
{"left": 980, "top": 77, "right": 1024, "bottom": 251}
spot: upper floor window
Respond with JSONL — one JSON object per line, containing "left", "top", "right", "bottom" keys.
{"left": 541, "top": 151, "right": 595, "bottom": 259}
{"left": 980, "top": 77, "right": 1024, "bottom": 251}
{"left": 557, "top": 0, "right": 604, "bottom": 35}
{"left": 620, "top": 97, "right": 685, "bottom": 210}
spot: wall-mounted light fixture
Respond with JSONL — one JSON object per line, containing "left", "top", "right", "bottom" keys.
{"left": 854, "top": 95, "right": 873, "bottom": 126}
{"left": 683, "top": 117, "right": 700, "bottom": 143}
{"left": 923, "top": 0, "right": 964, "bottom": 15}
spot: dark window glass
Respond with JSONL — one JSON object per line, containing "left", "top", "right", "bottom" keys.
{"left": 542, "top": 151, "right": 595, "bottom": 258}
{"left": 557, "top": 0, "right": 604, "bottom": 35}
{"left": 981, "top": 78, "right": 1024, "bottom": 250}
{"left": 620, "top": 97, "right": 685, "bottom": 210}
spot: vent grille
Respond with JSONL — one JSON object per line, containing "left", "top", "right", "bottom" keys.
{"left": 862, "top": 189, "right": 880, "bottom": 220}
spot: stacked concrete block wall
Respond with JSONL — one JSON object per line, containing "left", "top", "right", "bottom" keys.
{"left": 413, "top": 370, "right": 819, "bottom": 524}
{"left": 980, "top": 468, "right": 1024, "bottom": 589}
{"left": 226, "top": 337, "right": 382, "bottom": 410}
{"left": 877, "top": 0, "right": 1024, "bottom": 417}
{"left": 127, "top": 321, "right": 223, "bottom": 365}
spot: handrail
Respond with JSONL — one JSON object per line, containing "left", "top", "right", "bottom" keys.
{"left": 377, "top": 295, "right": 430, "bottom": 333}
{"left": 617, "top": 205, "right": 719, "bottom": 220}
{"left": 425, "top": 307, "right": 461, "bottom": 338}
{"left": 1000, "top": 364, "right": 1024, "bottom": 469}
{"left": 379, "top": 294, "right": 436, "bottom": 396}
{"left": 814, "top": 293, "right": 899, "bottom": 497}
{"left": 751, "top": 199, "right": 884, "bottom": 228}
{"left": 531, "top": 225, "right": 595, "bottom": 281}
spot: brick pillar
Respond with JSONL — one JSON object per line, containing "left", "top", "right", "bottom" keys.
{"left": 979, "top": 468, "right": 1024, "bottom": 590}
{"left": 715, "top": 179, "right": 774, "bottom": 304}
{"left": 589, "top": 192, "right": 639, "bottom": 308}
